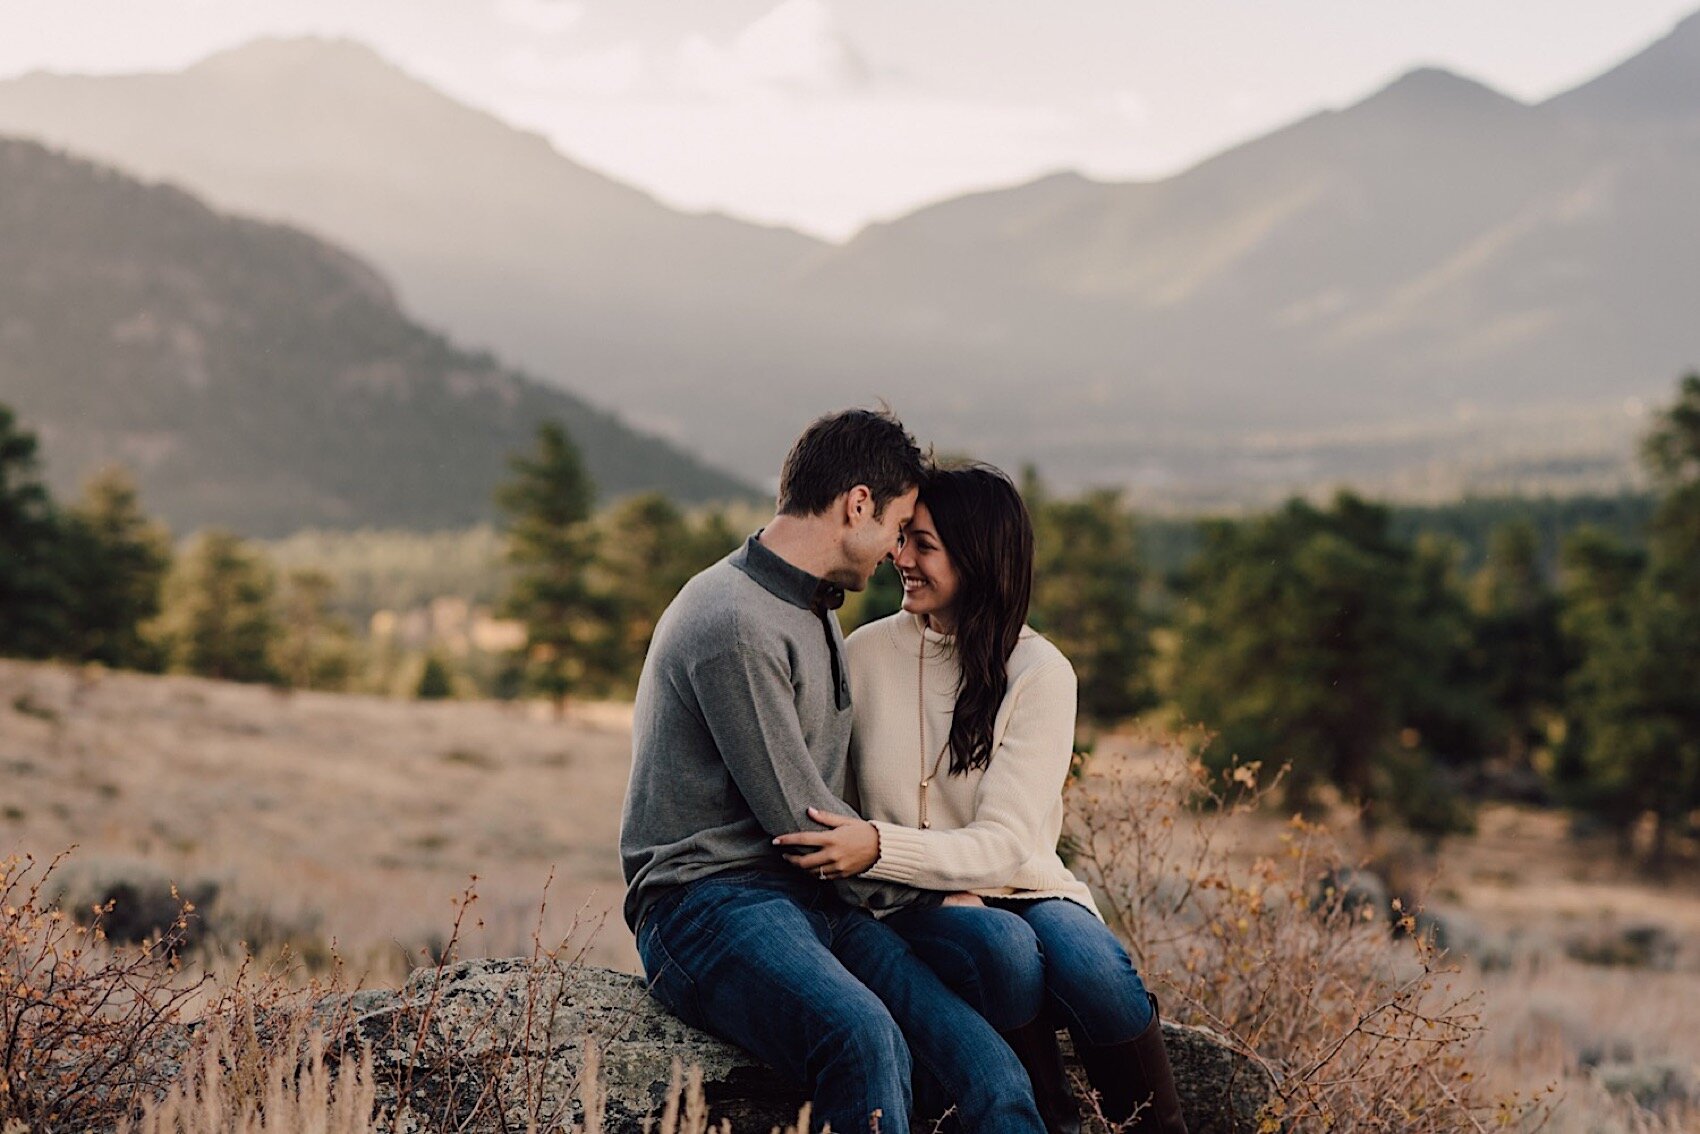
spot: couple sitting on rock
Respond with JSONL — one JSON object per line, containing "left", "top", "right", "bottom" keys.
{"left": 619, "top": 408, "right": 1187, "bottom": 1134}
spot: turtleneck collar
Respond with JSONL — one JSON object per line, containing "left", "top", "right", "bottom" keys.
{"left": 732, "top": 532, "right": 846, "bottom": 613}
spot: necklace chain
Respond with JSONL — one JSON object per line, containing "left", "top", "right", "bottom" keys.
{"left": 917, "top": 624, "right": 950, "bottom": 829}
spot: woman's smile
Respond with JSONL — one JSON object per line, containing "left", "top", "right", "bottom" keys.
{"left": 894, "top": 501, "right": 961, "bottom": 629}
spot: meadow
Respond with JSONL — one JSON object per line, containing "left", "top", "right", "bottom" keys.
{"left": 3, "top": 657, "right": 1696, "bottom": 1131}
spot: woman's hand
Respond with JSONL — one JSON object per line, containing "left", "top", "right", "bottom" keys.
{"left": 773, "top": 807, "right": 881, "bottom": 880}
{"left": 941, "top": 892, "right": 985, "bottom": 908}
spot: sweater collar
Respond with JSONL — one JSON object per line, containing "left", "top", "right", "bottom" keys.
{"left": 733, "top": 532, "right": 846, "bottom": 614}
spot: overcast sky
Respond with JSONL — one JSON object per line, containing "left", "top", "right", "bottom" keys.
{"left": 5, "top": 0, "right": 1696, "bottom": 239}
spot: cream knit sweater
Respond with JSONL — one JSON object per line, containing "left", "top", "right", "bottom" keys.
{"left": 847, "top": 612, "right": 1100, "bottom": 917}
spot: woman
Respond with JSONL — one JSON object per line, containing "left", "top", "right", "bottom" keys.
{"left": 775, "top": 464, "right": 1187, "bottom": 1134}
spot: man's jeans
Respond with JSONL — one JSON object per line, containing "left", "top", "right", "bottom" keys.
{"left": 637, "top": 869, "right": 1045, "bottom": 1134}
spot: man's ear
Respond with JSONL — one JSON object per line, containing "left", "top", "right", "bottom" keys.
{"left": 843, "top": 484, "right": 874, "bottom": 526}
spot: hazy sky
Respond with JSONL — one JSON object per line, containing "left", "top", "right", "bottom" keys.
{"left": 5, "top": 0, "right": 1697, "bottom": 239}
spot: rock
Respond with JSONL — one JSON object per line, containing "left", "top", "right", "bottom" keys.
{"left": 333, "top": 960, "right": 1275, "bottom": 1133}
{"left": 50, "top": 856, "right": 220, "bottom": 954}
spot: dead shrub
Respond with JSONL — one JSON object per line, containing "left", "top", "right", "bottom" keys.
{"left": 1065, "top": 745, "right": 1553, "bottom": 1132}
{"left": 0, "top": 851, "right": 209, "bottom": 1131}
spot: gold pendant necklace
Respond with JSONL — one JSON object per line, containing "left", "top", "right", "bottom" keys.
{"left": 917, "top": 623, "right": 950, "bottom": 829}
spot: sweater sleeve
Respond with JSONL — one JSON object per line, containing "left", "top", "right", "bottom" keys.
{"left": 688, "top": 619, "right": 860, "bottom": 841}
{"left": 861, "top": 655, "right": 1077, "bottom": 890}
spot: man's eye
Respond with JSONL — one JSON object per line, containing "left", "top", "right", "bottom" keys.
{"left": 895, "top": 532, "right": 907, "bottom": 548}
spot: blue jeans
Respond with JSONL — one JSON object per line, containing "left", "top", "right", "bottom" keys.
{"left": 891, "top": 897, "right": 1154, "bottom": 1046}
{"left": 882, "top": 901, "right": 1046, "bottom": 1032}
{"left": 637, "top": 869, "right": 1045, "bottom": 1134}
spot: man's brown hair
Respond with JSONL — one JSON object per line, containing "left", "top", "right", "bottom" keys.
{"left": 776, "top": 408, "right": 928, "bottom": 518}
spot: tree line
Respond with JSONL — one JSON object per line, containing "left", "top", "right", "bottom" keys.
{"left": 5, "top": 376, "right": 1699, "bottom": 865}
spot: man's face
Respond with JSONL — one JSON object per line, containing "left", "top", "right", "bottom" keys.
{"left": 835, "top": 486, "right": 918, "bottom": 590}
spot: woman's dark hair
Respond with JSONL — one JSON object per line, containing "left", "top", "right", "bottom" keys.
{"left": 921, "top": 463, "right": 1035, "bottom": 776}
{"left": 777, "top": 408, "right": 928, "bottom": 518}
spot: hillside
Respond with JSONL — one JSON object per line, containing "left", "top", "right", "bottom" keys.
{"left": 1, "top": 19, "right": 1698, "bottom": 502}
{"left": 788, "top": 48, "right": 1699, "bottom": 495}
{"left": 0, "top": 138, "right": 752, "bottom": 536}
{"left": 0, "top": 38, "right": 827, "bottom": 450}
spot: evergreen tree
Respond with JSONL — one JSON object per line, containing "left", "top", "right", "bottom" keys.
{"left": 1027, "top": 481, "right": 1154, "bottom": 723}
{"left": 415, "top": 652, "right": 454, "bottom": 700}
{"left": 853, "top": 560, "right": 906, "bottom": 629}
{"left": 497, "top": 422, "right": 600, "bottom": 714}
{"left": 0, "top": 404, "right": 69, "bottom": 657}
{"left": 158, "top": 529, "right": 280, "bottom": 683}
{"left": 273, "top": 567, "right": 356, "bottom": 691}
{"left": 589, "top": 495, "right": 739, "bottom": 690}
{"left": 1468, "top": 520, "right": 1567, "bottom": 771}
{"left": 1559, "top": 374, "right": 1700, "bottom": 866}
{"left": 58, "top": 467, "right": 172, "bottom": 670}
{"left": 1172, "top": 493, "right": 1477, "bottom": 831}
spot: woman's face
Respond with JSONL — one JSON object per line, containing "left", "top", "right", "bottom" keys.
{"left": 894, "top": 500, "right": 961, "bottom": 633}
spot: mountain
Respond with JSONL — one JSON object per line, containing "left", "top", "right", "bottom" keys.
{"left": 0, "top": 38, "right": 826, "bottom": 445}
{"left": 0, "top": 138, "right": 753, "bottom": 537}
{"left": 1545, "top": 10, "right": 1700, "bottom": 123}
{"left": 3, "top": 19, "right": 1699, "bottom": 503}
{"left": 775, "top": 45, "right": 1700, "bottom": 498}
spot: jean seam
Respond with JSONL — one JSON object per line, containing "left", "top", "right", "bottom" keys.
{"left": 641, "top": 920, "right": 703, "bottom": 1024}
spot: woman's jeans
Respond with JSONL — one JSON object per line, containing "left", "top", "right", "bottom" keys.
{"left": 636, "top": 868, "right": 1045, "bottom": 1134}
{"left": 885, "top": 896, "right": 1155, "bottom": 1045}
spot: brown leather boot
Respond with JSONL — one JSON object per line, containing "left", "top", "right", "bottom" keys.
{"left": 1075, "top": 994, "right": 1187, "bottom": 1133}
{"left": 1001, "top": 1016, "right": 1083, "bottom": 1134}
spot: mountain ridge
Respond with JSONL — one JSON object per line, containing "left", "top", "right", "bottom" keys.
{"left": 1, "top": 14, "right": 1697, "bottom": 505}
{"left": 0, "top": 137, "right": 755, "bottom": 537}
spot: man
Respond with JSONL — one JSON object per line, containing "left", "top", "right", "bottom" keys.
{"left": 621, "top": 408, "right": 1044, "bottom": 1134}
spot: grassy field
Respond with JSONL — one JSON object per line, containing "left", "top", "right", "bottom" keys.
{"left": 0, "top": 658, "right": 639, "bottom": 979}
{"left": 3, "top": 658, "right": 1696, "bottom": 1129}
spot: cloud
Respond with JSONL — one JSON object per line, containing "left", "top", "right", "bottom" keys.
{"left": 1109, "top": 89, "right": 1152, "bottom": 126}
{"left": 495, "top": 0, "right": 871, "bottom": 103}
{"left": 500, "top": 40, "right": 647, "bottom": 97}
{"left": 676, "top": 0, "right": 872, "bottom": 99}
{"left": 493, "top": 0, "right": 584, "bottom": 37}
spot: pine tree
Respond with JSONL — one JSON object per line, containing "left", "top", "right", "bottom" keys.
{"left": 0, "top": 404, "right": 69, "bottom": 657}
{"left": 1172, "top": 493, "right": 1477, "bottom": 831}
{"left": 588, "top": 494, "right": 739, "bottom": 690}
{"left": 497, "top": 422, "right": 600, "bottom": 714}
{"left": 273, "top": 567, "right": 356, "bottom": 690}
{"left": 58, "top": 467, "right": 172, "bottom": 670}
{"left": 1468, "top": 520, "right": 1566, "bottom": 773}
{"left": 1027, "top": 481, "right": 1154, "bottom": 723}
{"left": 158, "top": 530, "right": 280, "bottom": 683}
{"left": 1560, "top": 374, "right": 1700, "bottom": 867}
{"left": 415, "top": 652, "right": 454, "bottom": 700}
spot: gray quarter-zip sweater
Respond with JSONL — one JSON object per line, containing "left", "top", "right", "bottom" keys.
{"left": 621, "top": 533, "right": 880, "bottom": 932}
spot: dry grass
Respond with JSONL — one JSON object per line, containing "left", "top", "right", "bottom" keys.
{"left": 1077, "top": 734, "right": 1700, "bottom": 1133}
{"left": 5, "top": 657, "right": 1699, "bottom": 1131}
{"left": 0, "top": 658, "right": 636, "bottom": 978}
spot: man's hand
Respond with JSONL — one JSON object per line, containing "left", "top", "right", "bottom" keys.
{"left": 941, "top": 893, "right": 985, "bottom": 908}
{"left": 774, "top": 807, "right": 881, "bottom": 879}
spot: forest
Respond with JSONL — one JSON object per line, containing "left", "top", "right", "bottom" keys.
{"left": 4, "top": 373, "right": 1698, "bottom": 868}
